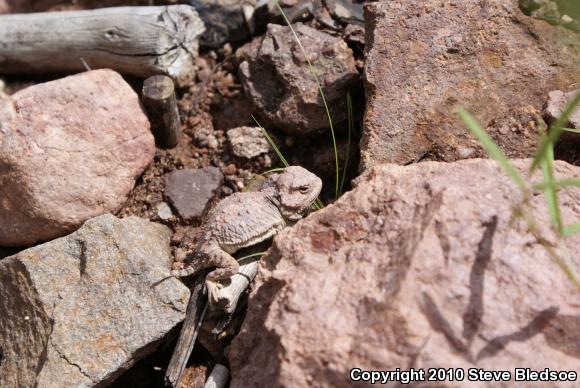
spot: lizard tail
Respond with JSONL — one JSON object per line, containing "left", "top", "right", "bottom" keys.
{"left": 170, "top": 264, "right": 201, "bottom": 278}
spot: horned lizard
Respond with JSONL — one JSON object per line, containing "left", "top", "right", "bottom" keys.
{"left": 171, "top": 165, "right": 322, "bottom": 303}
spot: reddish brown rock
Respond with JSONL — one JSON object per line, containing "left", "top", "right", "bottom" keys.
{"left": 0, "top": 69, "right": 154, "bottom": 246}
{"left": 229, "top": 159, "right": 580, "bottom": 388}
{"left": 164, "top": 167, "right": 224, "bottom": 221}
{"left": 361, "top": 0, "right": 580, "bottom": 170}
{"left": 237, "top": 23, "right": 359, "bottom": 135}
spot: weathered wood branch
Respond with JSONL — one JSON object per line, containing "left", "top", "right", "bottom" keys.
{"left": 165, "top": 275, "right": 207, "bottom": 387}
{"left": 142, "top": 75, "right": 182, "bottom": 148}
{"left": 165, "top": 261, "right": 258, "bottom": 386}
{"left": 0, "top": 6, "right": 205, "bottom": 86}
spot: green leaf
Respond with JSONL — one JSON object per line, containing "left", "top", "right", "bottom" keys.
{"left": 560, "top": 127, "right": 580, "bottom": 134}
{"left": 457, "top": 108, "right": 526, "bottom": 189}
{"left": 563, "top": 223, "right": 580, "bottom": 237}
{"left": 531, "top": 92, "right": 580, "bottom": 173}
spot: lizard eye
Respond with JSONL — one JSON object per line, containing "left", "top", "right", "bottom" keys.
{"left": 298, "top": 186, "right": 310, "bottom": 194}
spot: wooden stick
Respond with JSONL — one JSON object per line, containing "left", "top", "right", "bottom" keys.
{"left": 142, "top": 75, "right": 182, "bottom": 148}
{"left": 0, "top": 6, "right": 205, "bottom": 86}
{"left": 204, "top": 364, "right": 230, "bottom": 388}
{"left": 166, "top": 261, "right": 258, "bottom": 386}
{"left": 165, "top": 275, "right": 208, "bottom": 387}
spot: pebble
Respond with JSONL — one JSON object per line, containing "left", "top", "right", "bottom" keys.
{"left": 164, "top": 167, "right": 224, "bottom": 221}
{"left": 156, "top": 202, "right": 174, "bottom": 221}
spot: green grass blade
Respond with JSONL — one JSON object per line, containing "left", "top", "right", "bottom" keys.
{"left": 457, "top": 108, "right": 526, "bottom": 189}
{"left": 237, "top": 251, "right": 266, "bottom": 263}
{"left": 563, "top": 223, "right": 580, "bottom": 237}
{"left": 277, "top": 3, "right": 340, "bottom": 200}
{"left": 560, "top": 127, "right": 580, "bottom": 134}
{"left": 539, "top": 138, "right": 562, "bottom": 233}
{"left": 557, "top": 240, "right": 580, "bottom": 290}
{"left": 252, "top": 115, "right": 289, "bottom": 167}
{"left": 339, "top": 93, "right": 353, "bottom": 196}
{"left": 313, "top": 198, "right": 324, "bottom": 210}
{"left": 531, "top": 92, "right": 580, "bottom": 173}
{"left": 533, "top": 178, "right": 580, "bottom": 191}
{"left": 259, "top": 168, "right": 288, "bottom": 176}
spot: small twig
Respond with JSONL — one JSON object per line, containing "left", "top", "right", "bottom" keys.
{"left": 165, "top": 274, "right": 208, "bottom": 387}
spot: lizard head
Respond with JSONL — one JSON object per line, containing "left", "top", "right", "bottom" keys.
{"left": 274, "top": 166, "right": 322, "bottom": 221}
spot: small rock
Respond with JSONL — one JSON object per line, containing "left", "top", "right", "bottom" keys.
{"left": 0, "top": 69, "right": 154, "bottom": 246}
{"left": 343, "top": 23, "right": 365, "bottom": 46}
{"left": 165, "top": 167, "right": 224, "bottom": 221}
{"left": 314, "top": 5, "right": 340, "bottom": 30}
{"left": 237, "top": 23, "right": 358, "bottom": 135}
{"left": 223, "top": 163, "right": 237, "bottom": 175}
{"left": 0, "top": 214, "right": 189, "bottom": 387}
{"left": 227, "top": 126, "right": 271, "bottom": 158}
{"left": 544, "top": 89, "right": 580, "bottom": 129}
{"left": 229, "top": 159, "right": 580, "bottom": 387}
{"left": 156, "top": 201, "right": 174, "bottom": 220}
{"left": 254, "top": 0, "right": 321, "bottom": 27}
{"left": 192, "top": 118, "right": 220, "bottom": 149}
{"left": 325, "top": 0, "right": 363, "bottom": 24}
{"left": 190, "top": 0, "right": 255, "bottom": 48}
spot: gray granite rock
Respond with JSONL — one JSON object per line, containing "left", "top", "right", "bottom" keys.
{"left": 0, "top": 214, "right": 189, "bottom": 388}
{"left": 227, "top": 126, "right": 271, "bottom": 159}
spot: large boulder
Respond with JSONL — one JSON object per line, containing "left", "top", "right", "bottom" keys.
{"left": 237, "top": 23, "right": 358, "bottom": 135}
{"left": 0, "top": 214, "right": 189, "bottom": 388}
{"left": 360, "top": 0, "right": 580, "bottom": 170}
{"left": 0, "top": 69, "right": 155, "bottom": 246}
{"left": 229, "top": 159, "right": 580, "bottom": 387}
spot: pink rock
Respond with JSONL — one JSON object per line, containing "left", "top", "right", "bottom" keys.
{"left": 229, "top": 159, "right": 580, "bottom": 388}
{"left": 544, "top": 89, "right": 580, "bottom": 129}
{"left": 0, "top": 69, "right": 154, "bottom": 246}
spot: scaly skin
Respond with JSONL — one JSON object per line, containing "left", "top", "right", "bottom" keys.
{"left": 171, "top": 166, "right": 322, "bottom": 303}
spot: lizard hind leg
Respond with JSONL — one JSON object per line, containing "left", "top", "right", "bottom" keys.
{"left": 204, "top": 247, "right": 240, "bottom": 306}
